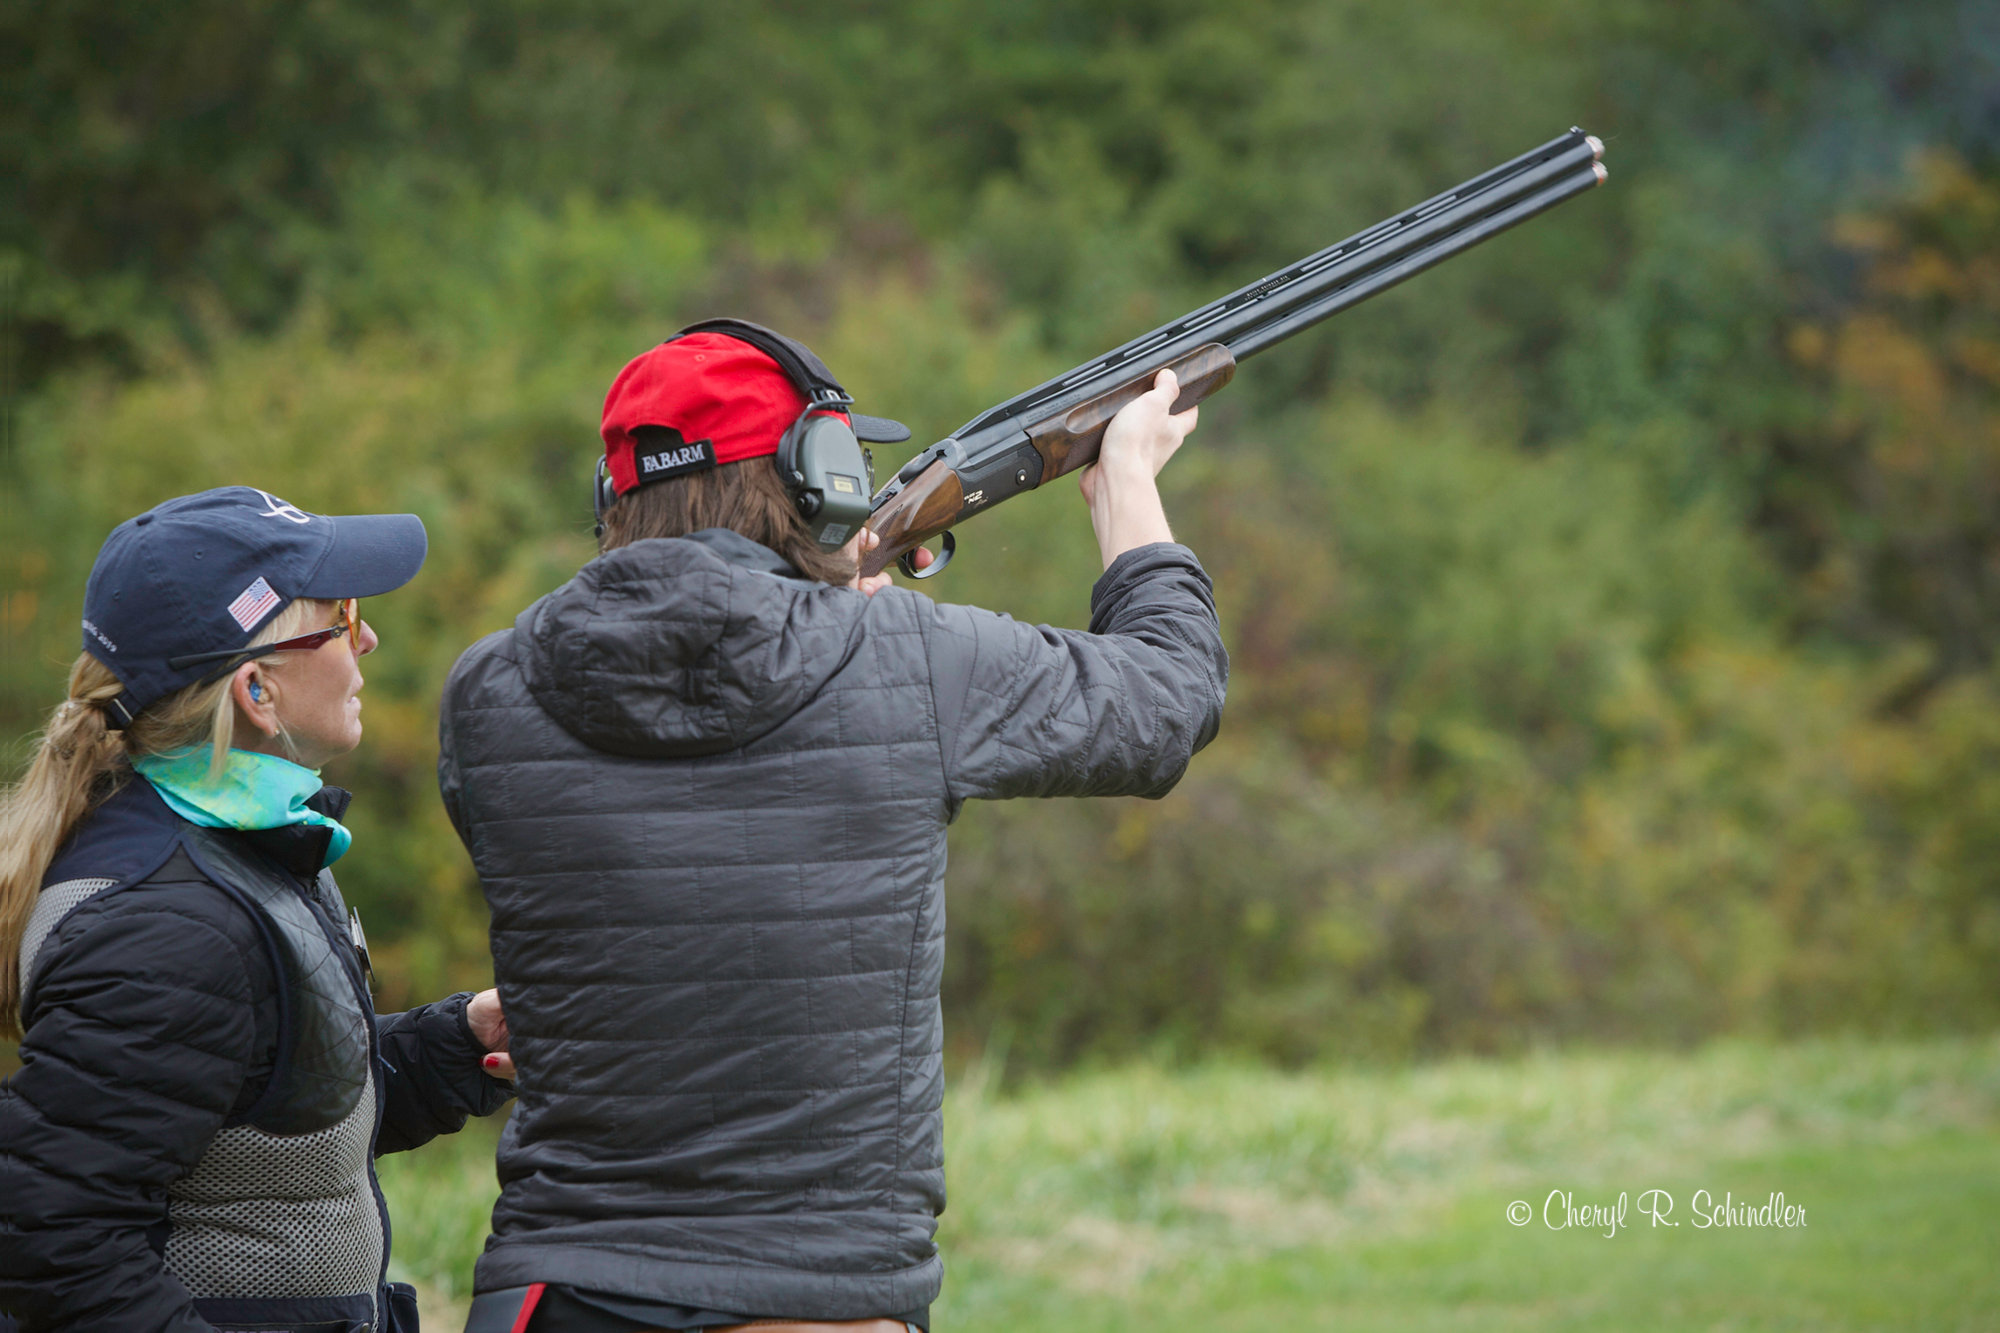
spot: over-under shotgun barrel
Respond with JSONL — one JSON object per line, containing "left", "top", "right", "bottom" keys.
{"left": 861, "top": 128, "right": 1608, "bottom": 579}
{"left": 1230, "top": 157, "right": 1606, "bottom": 358}
{"left": 944, "top": 129, "right": 1603, "bottom": 444}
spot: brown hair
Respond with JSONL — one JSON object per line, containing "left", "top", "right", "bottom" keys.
{"left": 599, "top": 453, "right": 857, "bottom": 585}
{"left": 0, "top": 599, "right": 324, "bottom": 1037}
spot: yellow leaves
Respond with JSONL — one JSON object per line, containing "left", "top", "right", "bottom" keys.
{"left": 3, "top": 550, "right": 48, "bottom": 634}
{"left": 1786, "top": 323, "right": 1828, "bottom": 368}
{"left": 1833, "top": 315, "right": 1948, "bottom": 419}
{"left": 1951, "top": 335, "right": 2000, "bottom": 387}
{"left": 1808, "top": 151, "right": 2000, "bottom": 588}
{"left": 1909, "top": 148, "right": 2000, "bottom": 227}
{"left": 1894, "top": 246, "right": 1962, "bottom": 302}
{"left": 1828, "top": 214, "right": 1896, "bottom": 255}
{"left": 1, "top": 590, "right": 37, "bottom": 635}
{"left": 1832, "top": 150, "right": 2000, "bottom": 326}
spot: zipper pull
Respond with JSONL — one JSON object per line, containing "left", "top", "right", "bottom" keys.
{"left": 348, "top": 906, "right": 375, "bottom": 990}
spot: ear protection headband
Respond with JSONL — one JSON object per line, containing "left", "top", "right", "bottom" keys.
{"left": 594, "top": 319, "right": 907, "bottom": 551}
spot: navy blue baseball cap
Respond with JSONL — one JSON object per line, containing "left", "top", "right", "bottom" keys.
{"left": 81, "top": 487, "right": 428, "bottom": 726}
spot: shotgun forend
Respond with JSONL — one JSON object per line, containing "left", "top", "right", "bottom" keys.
{"left": 861, "top": 128, "right": 1608, "bottom": 580}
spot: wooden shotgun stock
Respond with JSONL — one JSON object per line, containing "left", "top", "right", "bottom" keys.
{"left": 860, "top": 344, "right": 1236, "bottom": 579}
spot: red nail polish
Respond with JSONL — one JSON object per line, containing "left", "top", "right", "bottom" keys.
{"left": 483, "top": 1054, "right": 500, "bottom": 1068}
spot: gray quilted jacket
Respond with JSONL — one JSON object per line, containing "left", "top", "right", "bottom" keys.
{"left": 436, "top": 528, "right": 1226, "bottom": 1316}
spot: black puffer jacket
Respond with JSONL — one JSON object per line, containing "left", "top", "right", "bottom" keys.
{"left": 437, "top": 531, "right": 1226, "bottom": 1316}
{"left": 0, "top": 778, "right": 513, "bottom": 1332}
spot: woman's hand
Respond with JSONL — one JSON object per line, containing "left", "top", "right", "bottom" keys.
{"left": 467, "top": 988, "right": 514, "bottom": 1080}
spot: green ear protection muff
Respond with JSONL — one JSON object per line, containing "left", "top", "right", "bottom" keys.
{"left": 771, "top": 388, "right": 876, "bottom": 551}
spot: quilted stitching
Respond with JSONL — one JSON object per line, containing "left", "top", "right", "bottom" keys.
{"left": 438, "top": 535, "right": 1225, "bottom": 1312}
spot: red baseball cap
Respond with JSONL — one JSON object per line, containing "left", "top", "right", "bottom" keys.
{"left": 599, "top": 329, "right": 909, "bottom": 497}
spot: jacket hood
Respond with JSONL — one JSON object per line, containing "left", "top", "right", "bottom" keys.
{"left": 517, "top": 529, "right": 867, "bottom": 758}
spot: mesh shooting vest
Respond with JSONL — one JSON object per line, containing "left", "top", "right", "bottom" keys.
{"left": 19, "top": 826, "right": 384, "bottom": 1329}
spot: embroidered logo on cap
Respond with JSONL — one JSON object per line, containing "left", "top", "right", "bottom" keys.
{"left": 82, "top": 618, "right": 119, "bottom": 654}
{"left": 227, "top": 577, "right": 281, "bottom": 630}
{"left": 634, "top": 431, "right": 717, "bottom": 481}
{"left": 251, "top": 490, "right": 313, "bottom": 524}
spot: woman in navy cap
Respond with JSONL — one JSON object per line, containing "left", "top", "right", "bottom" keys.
{"left": 0, "top": 487, "right": 514, "bottom": 1333}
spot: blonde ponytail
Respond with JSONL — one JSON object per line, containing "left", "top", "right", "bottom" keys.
{"left": 0, "top": 599, "right": 325, "bottom": 1036}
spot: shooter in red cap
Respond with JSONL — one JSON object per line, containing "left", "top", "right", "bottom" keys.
{"left": 440, "top": 321, "right": 1227, "bottom": 1333}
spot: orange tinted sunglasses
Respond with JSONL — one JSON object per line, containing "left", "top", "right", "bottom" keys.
{"left": 168, "top": 598, "right": 360, "bottom": 671}
{"left": 265, "top": 597, "right": 361, "bottom": 655}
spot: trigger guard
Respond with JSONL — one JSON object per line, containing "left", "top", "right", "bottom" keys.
{"left": 900, "top": 530, "right": 956, "bottom": 579}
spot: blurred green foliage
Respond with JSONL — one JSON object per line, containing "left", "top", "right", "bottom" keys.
{"left": 5, "top": 0, "right": 1998, "bottom": 1068}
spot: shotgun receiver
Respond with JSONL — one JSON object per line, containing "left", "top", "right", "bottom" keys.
{"left": 862, "top": 127, "right": 1608, "bottom": 579}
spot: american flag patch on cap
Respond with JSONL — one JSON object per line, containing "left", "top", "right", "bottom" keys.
{"left": 227, "top": 577, "right": 281, "bottom": 630}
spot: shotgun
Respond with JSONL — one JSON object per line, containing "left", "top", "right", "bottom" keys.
{"left": 862, "top": 127, "right": 1608, "bottom": 579}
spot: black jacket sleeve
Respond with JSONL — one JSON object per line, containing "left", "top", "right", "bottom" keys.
{"left": 0, "top": 884, "right": 276, "bottom": 1333}
{"left": 926, "top": 541, "right": 1228, "bottom": 805}
{"left": 373, "top": 992, "right": 512, "bottom": 1155}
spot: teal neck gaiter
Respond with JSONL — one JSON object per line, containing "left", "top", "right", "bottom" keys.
{"left": 133, "top": 748, "right": 353, "bottom": 866}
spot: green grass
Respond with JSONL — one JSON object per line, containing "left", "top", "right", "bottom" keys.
{"left": 377, "top": 1035, "right": 2000, "bottom": 1330}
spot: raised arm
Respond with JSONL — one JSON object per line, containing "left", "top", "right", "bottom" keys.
{"left": 920, "top": 370, "right": 1224, "bottom": 806}
{"left": 1076, "top": 366, "right": 1201, "bottom": 569}
{"left": 923, "top": 541, "right": 1226, "bottom": 808}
